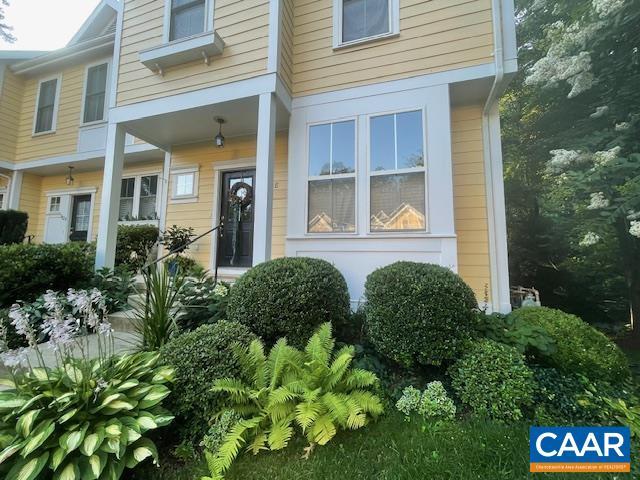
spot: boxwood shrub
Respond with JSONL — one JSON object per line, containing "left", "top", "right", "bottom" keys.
{"left": 508, "top": 307, "right": 630, "bottom": 383}
{"left": 450, "top": 339, "right": 534, "bottom": 422}
{"left": 115, "top": 224, "right": 159, "bottom": 271}
{"left": 0, "top": 242, "right": 95, "bottom": 307}
{"left": 0, "top": 210, "right": 28, "bottom": 245}
{"left": 364, "top": 262, "right": 477, "bottom": 367}
{"left": 159, "top": 321, "right": 256, "bottom": 442}
{"left": 227, "top": 257, "right": 350, "bottom": 348}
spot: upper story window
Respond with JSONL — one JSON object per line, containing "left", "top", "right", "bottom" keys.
{"left": 0, "top": 192, "right": 5, "bottom": 210}
{"left": 307, "top": 120, "right": 357, "bottom": 234}
{"left": 335, "top": 0, "right": 399, "bottom": 48}
{"left": 83, "top": 63, "right": 108, "bottom": 124}
{"left": 34, "top": 77, "right": 60, "bottom": 134}
{"left": 170, "top": 0, "right": 206, "bottom": 41}
{"left": 369, "top": 110, "right": 426, "bottom": 232}
{"left": 119, "top": 175, "right": 159, "bottom": 221}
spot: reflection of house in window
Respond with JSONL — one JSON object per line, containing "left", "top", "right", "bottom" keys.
{"left": 308, "top": 213, "right": 334, "bottom": 233}
{"left": 371, "top": 203, "right": 425, "bottom": 231}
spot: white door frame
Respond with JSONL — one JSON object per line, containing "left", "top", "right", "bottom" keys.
{"left": 209, "top": 158, "right": 256, "bottom": 273}
{"left": 44, "top": 187, "right": 97, "bottom": 243}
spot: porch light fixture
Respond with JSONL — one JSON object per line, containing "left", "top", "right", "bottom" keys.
{"left": 66, "top": 166, "right": 75, "bottom": 186}
{"left": 215, "top": 117, "right": 225, "bottom": 148}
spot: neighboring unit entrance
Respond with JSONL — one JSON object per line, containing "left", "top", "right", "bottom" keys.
{"left": 69, "top": 195, "right": 92, "bottom": 242}
{"left": 217, "top": 169, "right": 255, "bottom": 268}
{"left": 44, "top": 193, "right": 93, "bottom": 244}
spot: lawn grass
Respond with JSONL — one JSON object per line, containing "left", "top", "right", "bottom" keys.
{"left": 131, "top": 412, "right": 638, "bottom": 480}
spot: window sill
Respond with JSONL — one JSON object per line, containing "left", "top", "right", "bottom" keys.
{"left": 118, "top": 219, "right": 160, "bottom": 226}
{"left": 288, "top": 232, "right": 456, "bottom": 240}
{"left": 139, "top": 31, "right": 225, "bottom": 73}
{"left": 32, "top": 129, "right": 56, "bottom": 138}
{"left": 80, "top": 120, "right": 107, "bottom": 128}
{"left": 170, "top": 195, "right": 198, "bottom": 204}
{"left": 333, "top": 31, "right": 399, "bottom": 51}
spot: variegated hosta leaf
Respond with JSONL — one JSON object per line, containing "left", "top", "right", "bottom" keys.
{"left": 0, "top": 392, "right": 26, "bottom": 411}
{"left": 80, "top": 431, "right": 105, "bottom": 457}
{"left": 58, "top": 408, "right": 79, "bottom": 424}
{"left": 50, "top": 446, "right": 67, "bottom": 471}
{"left": 58, "top": 422, "right": 89, "bottom": 453}
{"left": 16, "top": 410, "right": 41, "bottom": 438}
{"left": 20, "top": 419, "right": 55, "bottom": 457}
{"left": 0, "top": 441, "right": 24, "bottom": 465}
{"left": 137, "top": 385, "right": 171, "bottom": 410}
{"left": 151, "top": 366, "right": 175, "bottom": 384}
{"left": 124, "top": 438, "right": 158, "bottom": 469}
{"left": 115, "top": 379, "right": 139, "bottom": 392}
{"left": 84, "top": 451, "right": 107, "bottom": 479}
{"left": 54, "top": 461, "right": 80, "bottom": 480}
{"left": 6, "top": 451, "right": 49, "bottom": 480}
{"left": 135, "top": 412, "right": 157, "bottom": 432}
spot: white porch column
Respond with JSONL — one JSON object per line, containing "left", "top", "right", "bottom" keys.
{"left": 95, "top": 123, "right": 126, "bottom": 269}
{"left": 7, "top": 171, "right": 23, "bottom": 210}
{"left": 252, "top": 92, "right": 277, "bottom": 265}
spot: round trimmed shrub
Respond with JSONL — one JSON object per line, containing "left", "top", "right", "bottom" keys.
{"left": 159, "top": 321, "right": 256, "bottom": 442}
{"left": 226, "top": 257, "right": 350, "bottom": 348}
{"left": 450, "top": 339, "right": 534, "bottom": 422}
{"left": 364, "top": 262, "right": 477, "bottom": 367}
{"left": 508, "top": 307, "right": 630, "bottom": 383}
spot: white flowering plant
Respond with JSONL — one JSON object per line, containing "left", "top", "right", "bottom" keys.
{"left": 396, "top": 382, "right": 457, "bottom": 423}
{"left": 0, "top": 288, "right": 176, "bottom": 480}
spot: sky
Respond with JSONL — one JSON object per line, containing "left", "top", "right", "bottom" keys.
{"left": 0, "top": 0, "right": 102, "bottom": 51}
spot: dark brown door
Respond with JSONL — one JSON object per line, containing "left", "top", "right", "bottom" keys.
{"left": 69, "top": 195, "right": 92, "bottom": 242}
{"left": 217, "top": 169, "right": 255, "bottom": 268}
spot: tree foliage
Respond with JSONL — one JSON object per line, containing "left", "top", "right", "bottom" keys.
{"left": 0, "top": 0, "right": 15, "bottom": 44}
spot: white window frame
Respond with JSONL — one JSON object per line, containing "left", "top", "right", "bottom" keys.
{"left": 48, "top": 195, "right": 62, "bottom": 214}
{"left": 32, "top": 74, "right": 62, "bottom": 136}
{"left": 162, "top": 0, "right": 215, "bottom": 43}
{"left": 332, "top": 0, "right": 400, "bottom": 50}
{"left": 0, "top": 190, "right": 6, "bottom": 210}
{"left": 119, "top": 173, "right": 162, "bottom": 222}
{"left": 305, "top": 117, "right": 359, "bottom": 235}
{"left": 170, "top": 166, "right": 200, "bottom": 203}
{"left": 80, "top": 59, "right": 111, "bottom": 126}
{"left": 366, "top": 107, "right": 429, "bottom": 235}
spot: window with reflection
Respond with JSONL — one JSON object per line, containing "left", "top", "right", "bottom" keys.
{"left": 307, "top": 120, "right": 356, "bottom": 233}
{"left": 369, "top": 110, "right": 426, "bottom": 232}
{"left": 170, "top": 0, "right": 206, "bottom": 41}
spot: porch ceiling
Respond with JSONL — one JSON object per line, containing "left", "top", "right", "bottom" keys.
{"left": 122, "top": 95, "right": 290, "bottom": 149}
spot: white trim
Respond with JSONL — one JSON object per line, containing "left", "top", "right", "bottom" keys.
{"left": 332, "top": 0, "right": 400, "bottom": 50}
{"left": 45, "top": 187, "right": 98, "bottom": 197}
{"left": 209, "top": 158, "right": 256, "bottom": 272}
{"left": 32, "top": 74, "right": 63, "bottom": 136}
{"left": 158, "top": 150, "right": 172, "bottom": 237}
{"left": 7, "top": 171, "right": 23, "bottom": 210}
{"left": 139, "top": 31, "right": 224, "bottom": 73}
{"left": 80, "top": 58, "right": 112, "bottom": 126}
{"left": 170, "top": 166, "right": 200, "bottom": 202}
{"left": 267, "top": 0, "right": 281, "bottom": 73}
{"left": 292, "top": 63, "right": 496, "bottom": 109}
{"left": 108, "top": 0, "right": 124, "bottom": 109}
{"left": 109, "top": 73, "right": 278, "bottom": 124}
{"left": 162, "top": 0, "right": 214, "bottom": 43}
{"left": 68, "top": 0, "right": 118, "bottom": 46}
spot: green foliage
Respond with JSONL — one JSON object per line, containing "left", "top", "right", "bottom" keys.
{"left": 605, "top": 398, "right": 640, "bottom": 439}
{"left": 396, "top": 382, "right": 456, "bottom": 422}
{"left": 202, "top": 411, "right": 243, "bottom": 453}
{"left": 91, "top": 268, "right": 135, "bottom": 313}
{"left": 172, "top": 255, "right": 204, "bottom": 277}
{"left": 115, "top": 224, "right": 159, "bottom": 272}
{"left": 475, "top": 311, "right": 556, "bottom": 357}
{"left": 508, "top": 307, "right": 630, "bottom": 383}
{"left": 159, "top": 321, "right": 256, "bottom": 443}
{"left": 0, "top": 210, "right": 28, "bottom": 245}
{"left": 450, "top": 339, "right": 534, "bottom": 422}
{"left": 227, "top": 257, "right": 351, "bottom": 348}
{"left": 133, "top": 266, "right": 185, "bottom": 351}
{"left": 364, "top": 262, "right": 477, "bottom": 368}
{"left": 204, "top": 323, "right": 383, "bottom": 480}
{"left": 0, "top": 242, "right": 95, "bottom": 307}
{"left": 177, "top": 274, "right": 230, "bottom": 332}
{"left": 0, "top": 351, "right": 175, "bottom": 480}
{"left": 162, "top": 225, "right": 195, "bottom": 255}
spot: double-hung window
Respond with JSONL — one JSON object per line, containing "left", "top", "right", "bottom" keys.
{"left": 83, "top": 63, "right": 108, "bottom": 124}
{"left": 170, "top": 0, "right": 206, "bottom": 41}
{"left": 369, "top": 110, "right": 426, "bottom": 232}
{"left": 338, "top": 0, "right": 398, "bottom": 46}
{"left": 307, "top": 120, "right": 357, "bottom": 233}
{"left": 34, "top": 78, "right": 60, "bottom": 134}
{"left": 119, "top": 175, "right": 159, "bottom": 221}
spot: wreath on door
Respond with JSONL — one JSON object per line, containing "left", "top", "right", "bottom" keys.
{"left": 229, "top": 181, "right": 253, "bottom": 208}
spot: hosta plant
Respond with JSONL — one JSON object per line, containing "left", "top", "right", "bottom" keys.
{"left": 204, "top": 323, "right": 384, "bottom": 479}
{"left": 0, "top": 289, "right": 175, "bottom": 479}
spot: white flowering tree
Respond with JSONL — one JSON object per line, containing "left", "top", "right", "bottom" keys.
{"left": 504, "top": 0, "right": 640, "bottom": 333}
{"left": 0, "top": 0, "right": 15, "bottom": 44}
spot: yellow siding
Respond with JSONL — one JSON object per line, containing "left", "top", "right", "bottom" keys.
{"left": 165, "top": 133, "right": 288, "bottom": 268}
{"left": 19, "top": 173, "right": 42, "bottom": 240}
{"left": 279, "top": 0, "right": 295, "bottom": 93}
{"left": 451, "top": 105, "right": 491, "bottom": 301}
{"left": 0, "top": 68, "right": 24, "bottom": 162}
{"left": 291, "top": 0, "right": 494, "bottom": 96}
{"left": 116, "top": 0, "right": 270, "bottom": 106}
{"left": 14, "top": 64, "right": 85, "bottom": 163}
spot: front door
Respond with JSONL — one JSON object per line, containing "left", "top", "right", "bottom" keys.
{"left": 217, "top": 169, "right": 255, "bottom": 268}
{"left": 44, "top": 194, "right": 71, "bottom": 244}
{"left": 69, "top": 195, "right": 92, "bottom": 242}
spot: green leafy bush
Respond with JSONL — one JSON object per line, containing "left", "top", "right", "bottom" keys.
{"left": 0, "top": 242, "right": 95, "bottom": 307}
{"left": 159, "top": 321, "right": 256, "bottom": 443}
{"left": 396, "top": 382, "right": 456, "bottom": 422}
{"left": 364, "top": 262, "right": 477, "bottom": 368}
{"left": 205, "top": 323, "right": 383, "bottom": 479}
{"left": 0, "top": 210, "right": 28, "bottom": 245}
{"left": 177, "top": 274, "right": 230, "bottom": 332}
{"left": 450, "top": 339, "right": 534, "bottom": 422}
{"left": 475, "top": 312, "right": 556, "bottom": 357}
{"left": 227, "top": 257, "right": 351, "bottom": 348}
{"left": 91, "top": 267, "right": 135, "bottom": 313}
{"left": 116, "top": 224, "right": 159, "bottom": 271}
{"left": 202, "top": 410, "right": 242, "bottom": 453}
{"left": 508, "top": 307, "right": 630, "bottom": 383}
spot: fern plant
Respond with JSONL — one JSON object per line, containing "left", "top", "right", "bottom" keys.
{"left": 203, "top": 323, "right": 384, "bottom": 479}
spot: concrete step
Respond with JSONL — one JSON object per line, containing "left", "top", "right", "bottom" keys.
{"left": 127, "top": 293, "right": 146, "bottom": 308}
{"left": 108, "top": 309, "right": 137, "bottom": 333}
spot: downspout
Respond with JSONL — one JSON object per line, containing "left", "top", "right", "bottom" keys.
{"left": 482, "top": 0, "right": 511, "bottom": 312}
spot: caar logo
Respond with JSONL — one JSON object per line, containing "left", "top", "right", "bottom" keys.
{"left": 530, "top": 427, "right": 631, "bottom": 473}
